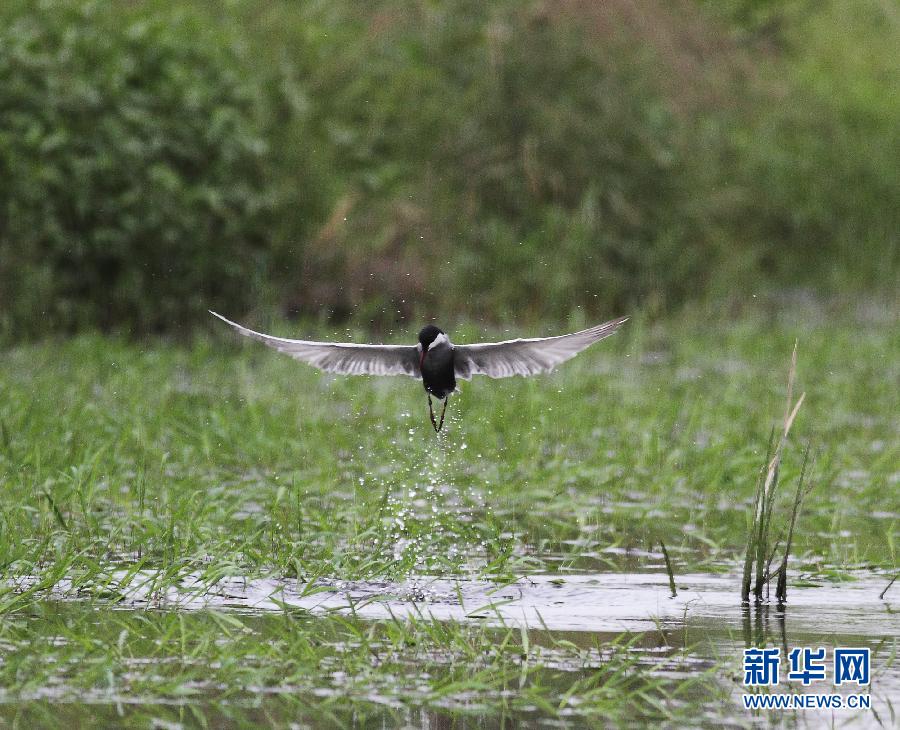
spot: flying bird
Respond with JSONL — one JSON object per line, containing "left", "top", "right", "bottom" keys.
{"left": 210, "top": 311, "right": 628, "bottom": 432}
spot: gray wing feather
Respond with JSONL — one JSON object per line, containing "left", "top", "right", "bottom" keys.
{"left": 210, "top": 311, "right": 420, "bottom": 377}
{"left": 453, "top": 316, "right": 628, "bottom": 380}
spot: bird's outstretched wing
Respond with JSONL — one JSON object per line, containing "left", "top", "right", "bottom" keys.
{"left": 210, "top": 311, "right": 420, "bottom": 377}
{"left": 453, "top": 316, "right": 628, "bottom": 380}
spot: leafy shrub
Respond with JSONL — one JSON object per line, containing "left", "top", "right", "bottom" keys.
{"left": 0, "top": 0, "right": 895, "bottom": 340}
{"left": 266, "top": 0, "right": 736, "bottom": 324}
{"left": 256, "top": 0, "right": 898, "bottom": 324}
{"left": 729, "top": 0, "right": 900, "bottom": 289}
{"left": 0, "top": 1, "right": 275, "bottom": 337}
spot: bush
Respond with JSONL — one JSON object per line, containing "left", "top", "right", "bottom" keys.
{"left": 0, "top": 1, "right": 275, "bottom": 337}
{"left": 266, "top": 0, "right": 736, "bottom": 324}
{"left": 0, "top": 0, "right": 894, "bottom": 340}
{"left": 728, "top": 0, "right": 900, "bottom": 289}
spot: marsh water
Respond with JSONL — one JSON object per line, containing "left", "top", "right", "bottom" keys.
{"left": 4, "top": 567, "right": 897, "bottom": 728}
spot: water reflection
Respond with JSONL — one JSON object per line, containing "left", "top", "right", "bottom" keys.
{"left": 2, "top": 571, "right": 896, "bottom": 727}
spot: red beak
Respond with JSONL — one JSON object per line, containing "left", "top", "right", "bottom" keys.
{"left": 419, "top": 348, "right": 427, "bottom": 369}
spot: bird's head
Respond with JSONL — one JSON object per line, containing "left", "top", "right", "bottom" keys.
{"left": 418, "top": 325, "right": 444, "bottom": 366}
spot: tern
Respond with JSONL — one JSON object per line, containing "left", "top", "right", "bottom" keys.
{"left": 210, "top": 311, "right": 628, "bottom": 432}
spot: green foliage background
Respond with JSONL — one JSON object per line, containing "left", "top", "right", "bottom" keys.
{"left": 1, "top": 0, "right": 897, "bottom": 338}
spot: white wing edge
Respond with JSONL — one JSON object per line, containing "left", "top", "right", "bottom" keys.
{"left": 453, "top": 315, "right": 629, "bottom": 379}
{"left": 209, "top": 310, "right": 420, "bottom": 377}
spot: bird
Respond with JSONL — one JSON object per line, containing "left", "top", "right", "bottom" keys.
{"left": 210, "top": 311, "right": 628, "bottom": 432}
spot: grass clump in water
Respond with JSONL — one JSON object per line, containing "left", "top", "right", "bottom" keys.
{"left": 741, "top": 342, "right": 816, "bottom": 604}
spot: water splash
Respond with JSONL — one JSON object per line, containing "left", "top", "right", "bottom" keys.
{"left": 361, "top": 392, "right": 492, "bottom": 574}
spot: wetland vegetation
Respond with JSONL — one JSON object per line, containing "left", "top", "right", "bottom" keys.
{"left": 0, "top": 0, "right": 897, "bottom": 726}
{"left": 1, "top": 303, "right": 897, "bottom": 726}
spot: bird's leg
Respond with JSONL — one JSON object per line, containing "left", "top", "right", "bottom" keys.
{"left": 437, "top": 396, "right": 448, "bottom": 432}
{"left": 428, "top": 394, "right": 439, "bottom": 432}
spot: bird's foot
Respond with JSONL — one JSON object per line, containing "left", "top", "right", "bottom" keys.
{"left": 437, "top": 397, "right": 448, "bottom": 432}
{"left": 427, "top": 395, "right": 448, "bottom": 433}
{"left": 428, "top": 395, "right": 439, "bottom": 432}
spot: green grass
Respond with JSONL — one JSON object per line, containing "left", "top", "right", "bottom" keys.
{"left": 0, "top": 301, "right": 897, "bottom": 723}
{"left": 0, "top": 602, "right": 727, "bottom": 727}
{"left": 1, "top": 303, "right": 895, "bottom": 581}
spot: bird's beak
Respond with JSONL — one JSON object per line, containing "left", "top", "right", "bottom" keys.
{"left": 419, "top": 346, "right": 427, "bottom": 369}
